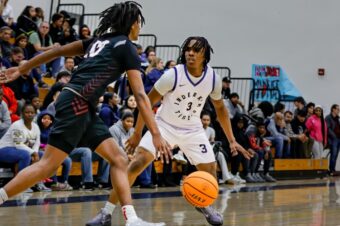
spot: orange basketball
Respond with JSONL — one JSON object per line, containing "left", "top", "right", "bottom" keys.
{"left": 181, "top": 171, "right": 219, "bottom": 207}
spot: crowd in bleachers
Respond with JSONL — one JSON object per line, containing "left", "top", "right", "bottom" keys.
{"left": 0, "top": 2, "right": 340, "bottom": 194}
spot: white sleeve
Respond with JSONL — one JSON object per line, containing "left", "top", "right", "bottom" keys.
{"left": 31, "top": 124, "right": 40, "bottom": 153}
{"left": 11, "top": 123, "right": 34, "bottom": 154}
{"left": 209, "top": 73, "right": 222, "bottom": 100}
{"left": 154, "top": 68, "right": 176, "bottom": 95}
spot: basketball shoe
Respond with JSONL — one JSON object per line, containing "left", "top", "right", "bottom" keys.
{"left": 195, "top": 206, "right": 223, "bottom": 226}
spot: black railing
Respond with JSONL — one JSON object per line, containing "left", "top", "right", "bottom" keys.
{"left": 80, "top": 13, "right": 100, "bottom": 33}
{"left": 230, "top": 77, "right": 255, "bottom": 111}
{"left": 212, "top": 66, "right": 231, "bottom": 79}
{"left": 56, "top": 3, "right": 85, "bottom": 26}
{"left": 138, "top": 34, "right": 157, "bottom": 50}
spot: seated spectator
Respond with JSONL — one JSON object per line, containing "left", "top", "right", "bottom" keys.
{"left": 164, "top": 60, "right": 176, "bottom": 71}
{"left": 144, "top": 57, "right": 164, "bottom": 94}
{"left": 0, "top": 26, "right": 13, "bottom": 58}
{"left": 59, "top": 10, "right": 77, "bottom": 45}
{"left": 221, "top": 77, "right": 231, "bottom": 100}
{"left": 291, "top": 109, "right": 313, "bottom": 158}
{"left": 0, "top": 86, "right": 11, "bottom": 138}
{"left": 246, "top": 119, "right": 276, "bottom": 182}
{"left": 2, "top": 46, "right": 24, "bottom": 69}
{"left": 0, "top": 104, "right": 49, "bottom": 192}
{"left": 14, "top": 34, "right": 30, "bottom": 60}
{"left": 306, "top": 102, "right": 315, "bottom": 119}
{"left": 34, "top": 7, "right": 44, "bottom": 26}
{"left": 249, "top": 101, "right": 274, "bottom": 121}
{"left": 99, "top": 92, "right": 120, "bottom": 127}
{"left": 232, "top": 114, "right": 258, "bottom": 183}
{"left": 1, "top": 84, "right": 19, "bottom": 122}
{"left": 31, "top": 95, "right": 40, "bottom": 122}
{"left": 284, "top": 110, "right": 308, "bottom": 158}
{"left": 48, "top": 13, "right": 64, "bottom": 45}
{"left": 224, "top": 92, "right": 245, "bottom": 119}
{"left": 37, "top": 110, "right": 72, "bottom": 190}
{"left": 78, "top": 24, "right": 91, "bottom": 40}
{"left": 274, "top": 101, "right": 285, "bottom": 114}
{"left": 121, "top": 95, "right": 138, "bottom": 124}
{"left": 59, "top": 57, "right": 74, "bottom": 74}
{"left": 306, "top": 105, "right": 327, "bottom": 159}
{"left": 15, "top": 5, "right": 38, "bottom": 37}
{"left": 266, "top": 112, "right": 291, "bottom": 158}
{"left": 293, "top": 96, "right": 306, "bottom": 117}
{"left": 28, "top": 21, "right": 62, "bottom": 77}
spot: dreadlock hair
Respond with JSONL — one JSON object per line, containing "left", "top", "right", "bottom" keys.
{"left": 180, "top": 36, "right": 213, "bottom": 67}
{"left": 96, "top": 1, "right": 145, "bottom": 36}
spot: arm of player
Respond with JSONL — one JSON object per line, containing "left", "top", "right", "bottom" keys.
{"left": 0, "top": 40, "right": 85, "bottom": 84}
{"left": 126, "top": 70, "right": 171, "bottom": 163}
{"left": 211, "top": 98, "right": 252, "bottom": 160}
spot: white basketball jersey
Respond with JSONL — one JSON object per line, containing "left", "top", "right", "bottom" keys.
{"left": 156, "top": 64, "right": 216, "bottom": 130}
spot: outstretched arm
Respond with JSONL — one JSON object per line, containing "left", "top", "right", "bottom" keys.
{"left": 211, "top": 98, "right": 252, "bottom": 159}
{"left": 0, "top": 40, "right": 85, "bottom": 83}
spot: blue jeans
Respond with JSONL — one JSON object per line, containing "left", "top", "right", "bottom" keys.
{"left": 92, "top": 152, "right": 110, "bottom": 183}
{"left": 69, "top": 147, "right": 93, "bottom": 183}
{"left": 329, "top": 138, "right": 340, "bottom": 172}
{"left": 34, "top": 52, "right": 63, "bottom": 77}
{"left": 138, "top": 163, "right": 153, "bottom": 186}
{"left": 0, "top": 147, "right": 31, "bottom": 171}
{"left": 266, "top": 136, "right": 291, "bottom": 158}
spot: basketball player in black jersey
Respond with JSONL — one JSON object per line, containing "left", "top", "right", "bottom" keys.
{"left": 0, "top": 2, "right": 171, "bottom": 226}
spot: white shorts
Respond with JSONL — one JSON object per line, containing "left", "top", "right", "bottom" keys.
{"left": 139, "top": 119, "right": 216, "bottom": 165}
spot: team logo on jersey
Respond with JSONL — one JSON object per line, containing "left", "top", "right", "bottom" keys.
{"left": 173, "top": 92, "right": 204, "bottom": 120}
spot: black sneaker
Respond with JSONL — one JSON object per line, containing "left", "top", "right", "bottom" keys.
{"left": 195, "top": 206, "right": 223, "bottom": 226}
{"left": 80, "top": 182, "right": 95, "bottom": 191}
{"left": 96, "top": 182, "right": 112, "bottom": 190}
{"left": 86, "top": 209, "right": 111, "bottom": 226}
{"left": 139, "top": 184, "right": 157, "bottom": 189}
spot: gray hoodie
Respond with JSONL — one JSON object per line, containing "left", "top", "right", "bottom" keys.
{"left": 109, "top": 120, "right": 134, "bottom": 149}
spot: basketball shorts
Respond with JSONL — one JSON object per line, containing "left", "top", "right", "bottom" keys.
{"left": 48, "top": 90, "right": 112, "bottom": 154}
{"left": 139, "top": 119, "right": 216, "bottom": 165}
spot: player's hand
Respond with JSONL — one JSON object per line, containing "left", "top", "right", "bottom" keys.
{"left": 125, "top": 131, "right": 142, "bottom": 154}
{"left": 0, "top": 67, "right": 21, "bottom": 84}
{"left": 230, "top": 141, "right": 253, "bottom": 160}
{"left": 153, "top": 134, "right": 172, "bottom": 164}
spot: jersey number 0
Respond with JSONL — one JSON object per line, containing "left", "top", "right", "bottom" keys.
{"left": 84, "top": 40, "right": 110, "bottom": 58}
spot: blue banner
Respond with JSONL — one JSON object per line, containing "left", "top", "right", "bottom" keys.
{"left": 251, "top": 64, "right": 301, "bottom": 102}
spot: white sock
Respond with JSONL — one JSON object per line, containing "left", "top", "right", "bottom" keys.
{"left": 122, "top": 205, "right": 138, "bottom": 222}
{"left": 0, "top": 188, "right": 8, "bottom": 205}
{"left": 103, "top": 201, "right": 116, "bottom": 215}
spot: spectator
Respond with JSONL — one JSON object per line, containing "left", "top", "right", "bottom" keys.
{"left": 59, "top": 10, "right": 77, "bottom": 45}
{"left": 34, "top": 7, "right": 44, "bottom": 26}
{"left": 144, "top": 57, "right": 164, "bottom": 94}
{"left": 306, "top": 105, "right": 327, "bottom": 159}
{"left": 164, "top": 60, "right": 176, "bottom": 71}
{"left": 291, "top": 109, "right": 313, "bottom": 158}
{"left": 306, "top": 102, "right": 315, "bottom": 119}
{"left": 0, "top": 0, "right": 14, "bottom": 27}
{"left": 1, "top": 84, "right": 19, "bottom": 122}
{"left": 29, "top": 21, "right": 62, "bottom": 77}
{"left": 224, "top": 92, "right": 245, "bottom": 119}
{"left": 99, "top": 92, "right": 120, "bottom": 127}
{"left": 121, "top": 94, "right": 138, "bottom": 122}
{"left": 246, "top": 119, "right": 276, "bottom": 182}
{"left": 15, "top": 5, "right": 37, "bottom": 37}
{"left": 31, "top": 95, "right": 40, "bottom": 122}
{"left": 37, "top": 110, "right": 72, "bottom": 190}
{"left": 14, "top": 34, "right": 30, "bottom": 60}
{"left": 0, "top": 86, "right": 10, "bottom": 138}
{"left": 2, "top": 47, "right": 24, "bottom": 69}
{"left": 266, "top": 112, "right": 291, "bottom": 158}
{"left": 274, "top": 102, "right": 285, "bottom": 114}
{"left": 59, "top": 57, "right": 74, "bottom": 74}
{"left": 48, "top": 13, "right": 64, "bottom": 44}
{"left": 325, "top": 104, "right": 340, "bottom": 175}
{"left": 0, "top": 26, "right": 13, "bottom": 58}
{"left": 293, "top": 96, "right": 306, "bottom": 117}
{"left": 221, "top": 77, "right": 231, "bottom": 99}
{"left": 78, "top": 24, "right": 91, "bottom": 40}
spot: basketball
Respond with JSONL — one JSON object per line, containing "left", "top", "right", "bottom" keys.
{"left": 181, "top": 171, "right": 219, "bottom": 207}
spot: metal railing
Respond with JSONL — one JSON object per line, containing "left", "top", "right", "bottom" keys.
{"left": 56, "top": 3, "right": 85, "bottom": 27}
{"left": 138, "top": 34, "right": 157, "bottom": 50}
{"left": 155, "top": 45, "right": 181, "bottom": 63}
{"left": 230, "top": 77, "right": 255, "bottom": 111}
{"left": 80, "top": 13, "right": 101, "bottom": 33}
{"left": 212, "top": 66, "right": 231, "bottom": 79}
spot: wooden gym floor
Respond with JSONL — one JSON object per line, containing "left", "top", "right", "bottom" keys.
{"left": 1, "top": 178, "right": 340, "bottom": 226}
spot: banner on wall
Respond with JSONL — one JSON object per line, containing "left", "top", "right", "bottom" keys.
{"left": 251, "top": 64, "right": 301, "bottom": 102}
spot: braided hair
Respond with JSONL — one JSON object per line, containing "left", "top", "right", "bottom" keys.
{"left": 180, "top": 36, "right": 213, "bottom": 67}
{"left": 96, "top": 1, "right": 145, "bottom": 36}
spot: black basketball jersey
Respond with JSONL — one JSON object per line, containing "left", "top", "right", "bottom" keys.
{"left": 66, "top": 33, "right": 141, "bottom": 107}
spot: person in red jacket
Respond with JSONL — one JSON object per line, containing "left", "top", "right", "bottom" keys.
{"left": 1, "top": 84, "right": 19, "bottom": 122}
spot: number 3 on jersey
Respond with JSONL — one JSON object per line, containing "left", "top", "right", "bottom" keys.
{"left": 85, "top": 40, "right": 110, "bottom": 58}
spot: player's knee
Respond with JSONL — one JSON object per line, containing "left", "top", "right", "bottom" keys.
{"left": 107, "top": 151, "right": 129, "bottom": 168}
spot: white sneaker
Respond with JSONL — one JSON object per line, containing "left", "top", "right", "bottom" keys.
{"left": 235, "top": 173, "right": 246, "bottom": 184}
{"left": 126, "top": 217, "right": 165, "bottom": 226}
{"left": 173, "top": 153, "right": 187, "bottom": 164}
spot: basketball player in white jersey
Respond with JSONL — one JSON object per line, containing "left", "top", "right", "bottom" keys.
{"left": 87, "top": 36, "right": 252, "bottom": 226}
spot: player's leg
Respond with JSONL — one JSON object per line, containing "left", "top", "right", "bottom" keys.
{"left": 180, "top": 131, "right": 223, "bottom": 226}
{"left": 0, "top": 145, "right": 68, "bottom": 203}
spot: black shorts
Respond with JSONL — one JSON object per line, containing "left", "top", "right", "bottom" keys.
{"left": 48, "top": 90, "right": 112, "bottom": 154}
